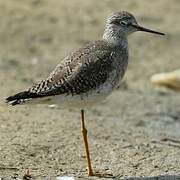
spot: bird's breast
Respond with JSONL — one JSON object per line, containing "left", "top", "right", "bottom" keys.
{"left": 110, "top": 49, "right": 128, "bottom": 88}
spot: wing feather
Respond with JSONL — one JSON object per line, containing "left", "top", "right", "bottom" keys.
{"left": 6, "top": 41, "right": 115, "bottom": 105}
{"left": 29, "top": 41, "right": 114, "bottom": 96}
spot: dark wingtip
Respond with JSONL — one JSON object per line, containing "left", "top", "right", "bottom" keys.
{"left": 5, "top": 90, "right": 43, "bottom": 106}
{"left": 5, "top": 91, "right": 30, "bottom": 106}
{"left": 5, "top": 99, "right": 20, "bottom": 106}
{"left": 5, "top": 96, "right": 14, "bottom": 105}
{"left": 6, "top": 96, "right": 14, "bottom": 103}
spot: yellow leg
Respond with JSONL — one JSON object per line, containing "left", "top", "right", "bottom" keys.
{"left": 81, "top": 109, "right": 93, "bottom": 176}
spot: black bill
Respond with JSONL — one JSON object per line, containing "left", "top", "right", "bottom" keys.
{"left": 131, "top": 24, "right": 165, "bottom": 36}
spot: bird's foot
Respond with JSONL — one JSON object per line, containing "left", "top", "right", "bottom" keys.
{"left": 93, "top": 172, "right": 113, "bottom": 178}
{"left": 87, "top": 169, "right": 113, "bottom": 177}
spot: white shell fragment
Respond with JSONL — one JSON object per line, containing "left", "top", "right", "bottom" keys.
{"left": 56, "top": 176, "right": 75, "bottom": 180}
{"left": 151, "top": 70, "right": 180, "bottom": 91}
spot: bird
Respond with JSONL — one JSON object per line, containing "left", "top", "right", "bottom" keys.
{"left": 6, "top": 11, "right": 165, "bottom": 176}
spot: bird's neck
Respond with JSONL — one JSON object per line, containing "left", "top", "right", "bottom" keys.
{"left": 102, "top": 26, "right": 128, "bottom": 48}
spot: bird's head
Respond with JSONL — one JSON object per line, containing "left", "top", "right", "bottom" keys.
{"left": 103, "top": 11, "right": 165, "bottom": 42}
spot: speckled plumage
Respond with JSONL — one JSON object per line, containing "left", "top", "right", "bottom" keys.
{"left": 5, "top": 11, "right": 165, "bottom": 177}
{"left": 6, "top": 11, "right": 164, "bottom": 107}
{"left": 6, "top": 40, "right": 128, "bottom": 106}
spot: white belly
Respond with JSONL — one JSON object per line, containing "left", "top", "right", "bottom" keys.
{"left": 28, "top": 83, "right": 114, "bottom": 108}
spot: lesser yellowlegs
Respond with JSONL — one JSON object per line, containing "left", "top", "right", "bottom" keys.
{"left": 6, "top": 11, "right": 165, "bottom": 176}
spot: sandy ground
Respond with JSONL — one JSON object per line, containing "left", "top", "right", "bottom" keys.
{"left": 0, "top": 0, "right": 180, "bottom": 179}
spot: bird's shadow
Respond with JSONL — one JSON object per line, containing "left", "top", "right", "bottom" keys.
{"left": 79, "top": 174, "right": 180, "bottom": 180}
{"left": 1, "top": 174, "right": 180, "bottom": 180}
{"left": 120, "top": 175, "right": 180, "bottom": 180}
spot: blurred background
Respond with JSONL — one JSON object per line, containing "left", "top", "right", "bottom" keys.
{"left": 0, "top": 0, "right": 180, "bottom": 179}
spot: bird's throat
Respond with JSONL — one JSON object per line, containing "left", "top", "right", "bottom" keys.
{"left": 103, "top": 27, "right": 128, "bottom": 48}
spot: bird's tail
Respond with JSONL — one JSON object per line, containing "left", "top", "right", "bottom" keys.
{"left": 6, "top": 91, "right": 39, "bottom": 106}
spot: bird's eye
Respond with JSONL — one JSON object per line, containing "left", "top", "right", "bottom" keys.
{"left": 120, "top": 21, "right": 127, "bottom": 26}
